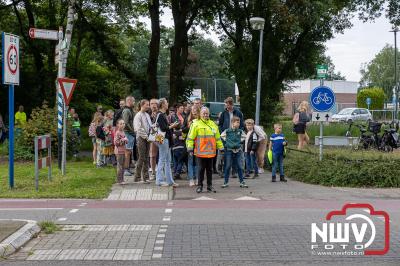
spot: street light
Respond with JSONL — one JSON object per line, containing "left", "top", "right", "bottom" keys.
{"left": 390, "top": 26, "right": 399, "bottom": 120}
{"left": 250, "top": 17, "right": 265, "bottom": 125}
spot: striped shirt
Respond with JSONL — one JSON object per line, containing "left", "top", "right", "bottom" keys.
{"left": 270, "top": 133, "right": 285, "bottom": 154}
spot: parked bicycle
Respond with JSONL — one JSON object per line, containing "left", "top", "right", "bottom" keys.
{"left": 379, "top": 121, "right": 400, "bottom": 152}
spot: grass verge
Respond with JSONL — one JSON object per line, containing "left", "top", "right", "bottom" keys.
{"left": 285, "top": 146, "right": 400, "bottom": 188}
{"left": 38, "top": 221, "right": 60, "bottom": 234}
{"left": 0, "top": 159, "right": 115, "bottom": 198}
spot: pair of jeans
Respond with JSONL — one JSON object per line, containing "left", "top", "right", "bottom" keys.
{"left": 156, "top": 139, "right": 174, "bottom": 185}
{"left": 173, "top": 148, "right": 186, "bottom": 175}
{"left": 223, "top": 150, "right": 244, "bottom": 184}
{"left": 187, "top": 152, "right": 197, "bottom": 180}
{"left": 272, "top": 152, "right": 284, "bottom": 177}
{"left": 245, "top": 152, "right": 258, "bottom": 174}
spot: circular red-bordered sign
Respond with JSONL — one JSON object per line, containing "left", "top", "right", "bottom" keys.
{"left": 7, "top": 44, "right": 18, "bottom": 75}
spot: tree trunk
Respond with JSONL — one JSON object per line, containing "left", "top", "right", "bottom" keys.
{"left": 146, "top": 0, "right": 160, "bottom": 99}
{"left": 62, "top": 0, "right": 77, "bottom": 77}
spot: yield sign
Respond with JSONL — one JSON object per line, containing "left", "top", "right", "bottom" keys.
{"left": 57, "top": 77, "right": 77, "bottom": 106}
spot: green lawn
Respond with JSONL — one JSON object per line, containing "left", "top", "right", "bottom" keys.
{"left": 0, "top": 159, "right": 115, "bottom": 199}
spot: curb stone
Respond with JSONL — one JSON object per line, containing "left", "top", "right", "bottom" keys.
{"left": 0, "top": 219, "right": 40, "bottom": 257}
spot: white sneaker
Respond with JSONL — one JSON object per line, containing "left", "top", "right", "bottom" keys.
{"left": 189, "top": 180, "right": 195, "bottom": 187}
{"left": 259, "top": 168, "right": 264, "bottom": 174}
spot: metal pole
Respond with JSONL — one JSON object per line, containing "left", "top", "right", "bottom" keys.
{"left": 34, "top": 136, "right": 38, "bottom": 191}
{"left": 48, "top": 134, "right": 52, "bottom": 181}
{"left": 57, "top": 27, "right": 64, "bottom": 169}
{"left": 395, "top": 29, "right": 398, "bottom": 120}
{"left": 62, "top": 105, "right": 68, "bottom": 175}
{"left": 255, "top": 29, "right": 264, "bottom": 125}
{"left": 214, "top": 78, "right": 217, "bottom": 102}
{"left": 319, "top": 79, "right": 324, "bottom": 161}
{"left": 8, "top": 85, "right": 14, "bottom": 188}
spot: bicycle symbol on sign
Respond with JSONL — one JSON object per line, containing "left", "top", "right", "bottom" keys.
{"left": 312, "top": 92, "right": 333, "bottom": 105}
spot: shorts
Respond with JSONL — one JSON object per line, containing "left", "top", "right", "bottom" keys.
{"left": 125, "top": 132, "right": 135, "bottom": 150}
{"left": 91, "top": 137, "right": 96, "bottom": 144}
{"left": 293, "top": 123, "right": 306, "bottom": 134}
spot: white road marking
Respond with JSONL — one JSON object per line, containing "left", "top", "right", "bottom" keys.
{"left": 57, "top": 217, "right": 67, "bottom": 221}
{"left": 156, "top": 234, "right": 165, "bottom": 238}
{"left": 152, "top": 253, "right": 162, "bottom": 259}
{"left": 167, "top": 202, "right": 174, "bottom": 206}
{"left": 165, "top": 209, "right": 172, "bottom": 213}
{"left": 0, "top": 208, "right": 63, "bottom": 210}
{"left": 234, "top": 196, "right": 260, "bottom": 201}
{"left": 78, "top": 202, "right": 87, "bottom": 207}
{"left": 153, "top": 246, "right": 163, "bottom": 251}
{"left": 162, "top": 216, "right": 171, "bottom": 222}
{"left": 69, "top": 209, "right": 79, "bottom": 213}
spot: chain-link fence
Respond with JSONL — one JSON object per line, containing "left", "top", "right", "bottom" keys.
{"left": 157, "top": 76, "right": 236, "bottom": 103}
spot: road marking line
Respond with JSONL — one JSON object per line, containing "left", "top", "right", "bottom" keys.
{"left": 155, "top": 240, "right": 164, "bottom": 244}
{"left": 162, "top": 216, "right": 171, "bottom": 222}
{"left": 153, "top": 246, "right": 163, "bottom": 251}
{"left": 0, "top": 208, "right": 63, "bottom": 210}
{"left": 152, "top": 253, "right": 162, "bottom": 259}
{"left": 165, "top": 209, "right": 172, "bottom": 213}
{"left": 156, "top": 234, "right": 165, "bottom": 238}
{"left": 69, "top": 209, "right": 79, "bottom": 213}
{"left": 78, "top": 202, "right": 87, "bottom": 207}
{"left": 57, "top": 217, "right": 67, "bottom": 221}
{"left": 158, "top": 228, "right": 167, "bottom": 233}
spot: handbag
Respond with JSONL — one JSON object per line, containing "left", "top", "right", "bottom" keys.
{"left": 148, "top": 113, "right": 166, "bottom": 144}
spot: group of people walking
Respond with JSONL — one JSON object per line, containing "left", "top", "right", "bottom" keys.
{"left": 88, "top": 96, "right": 283, "bottom": 193}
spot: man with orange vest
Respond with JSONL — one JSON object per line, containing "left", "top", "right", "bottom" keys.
{"left": 187, "top": 107, "right": 224, "bottom": 193}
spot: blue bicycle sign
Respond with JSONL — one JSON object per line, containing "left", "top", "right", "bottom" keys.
{"left": 310, "top": 86, "right": 335, "bottom": 112}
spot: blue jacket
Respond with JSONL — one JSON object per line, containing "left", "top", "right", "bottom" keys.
{"left": 218, "top": 108, "right": 244, "bottom": 133}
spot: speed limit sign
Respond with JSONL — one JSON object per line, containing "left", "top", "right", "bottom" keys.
{"left": 2, "top": 32, "right": 20, "bottom": 85}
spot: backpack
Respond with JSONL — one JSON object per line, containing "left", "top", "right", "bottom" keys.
{"left": 113, "top": 108, "right": 124, "bottom": 127}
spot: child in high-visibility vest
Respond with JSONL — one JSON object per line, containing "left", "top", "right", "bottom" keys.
{"left": 220, "top": 116, "right": 248, "bottom": 188}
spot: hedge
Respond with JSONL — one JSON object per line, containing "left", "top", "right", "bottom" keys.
{"left": 357, "top": 87, "right": 385, "bottom": 110}
{"left": 285, "top": 148, "right": 400, "bottom": 188}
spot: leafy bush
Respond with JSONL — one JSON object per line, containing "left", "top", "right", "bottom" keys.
{"left": 16, "top": 102, "right": 79, "bottom": 160}
{"left": 357, "top": 87, "right": 385, "bottom": 110}
{"left": 285, "top": 148, "right": 400, "bottom": 187}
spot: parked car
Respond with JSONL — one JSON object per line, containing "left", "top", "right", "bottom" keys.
{"left": 331, "top": 108, "right": 372, "bottom": 123}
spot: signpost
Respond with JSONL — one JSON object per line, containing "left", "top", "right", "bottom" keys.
{"left": 29, "top": 28, "right": 58, "bottom": 40}
{"left": 57, "top": 78, "right": 77, "bottom": 175}
{"left": 311, "top": 112, "right": 332, "bottom": 122}
{"left": 316, "top": 65, "right": 328, "bottom": 79}
{"left": 2, "top": 32, "right": 20, "bottom": 188}
{"left": 310, "top": 81, "right": 336, "bottom": 161}
{"left": 366, "top": 97, "right": 371, "bottom": 110}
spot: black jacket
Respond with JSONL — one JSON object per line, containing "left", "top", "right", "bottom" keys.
{"left": 245, "top": 131, "right": 259, "bottom": 153}
{"left": 157, "top": 112, "right": 172, "bottom": 146}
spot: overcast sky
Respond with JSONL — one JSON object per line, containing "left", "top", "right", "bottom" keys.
{"left": 142, "top": 10, "right": 395, "bottom": 83}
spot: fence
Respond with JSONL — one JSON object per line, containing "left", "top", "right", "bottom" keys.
{"left": 370, "top": 110, "right": 400, "bottom": 122}
{"left": 157, "top": 76, "right": 236, "bottom": 103}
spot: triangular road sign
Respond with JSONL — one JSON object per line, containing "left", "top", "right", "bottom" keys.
{"left": 57, "top": 77, "right": 77, "bottom": 106}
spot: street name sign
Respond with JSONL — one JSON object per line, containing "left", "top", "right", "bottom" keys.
{"left": 29, "top": 28, "right": 58, "bottom": 40}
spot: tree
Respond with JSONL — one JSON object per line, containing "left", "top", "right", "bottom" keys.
{"left": 217, "top": 0, "right": 356, "bottom": 124}
{"left": 360, "top": 44, "right": 397, "bottom": 99}
{"left": 147, "top": 0, "right": 161, "bottom": 98}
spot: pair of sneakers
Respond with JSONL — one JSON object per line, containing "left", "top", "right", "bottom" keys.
{"left": 196, "top": 186, "right": 215, "bottom": 193}
{"left": 221, "top": 182, "right": 248, "bottom": 188}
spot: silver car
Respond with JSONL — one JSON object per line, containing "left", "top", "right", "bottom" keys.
{"left": 331, "top": 108, "right": 372, "bottom": 123}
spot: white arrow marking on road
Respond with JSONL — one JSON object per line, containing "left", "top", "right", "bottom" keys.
{"left": 192, "top": 196, "right": 216, "bottom": 200}
{"left": 234, "top": 196, "right": 260, "bottom": 201}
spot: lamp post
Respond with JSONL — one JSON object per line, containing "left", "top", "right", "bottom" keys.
{"left": 250, "top": 17, "right": 265, "bottom": 125}
{"left": 390, "top": 26, "right": 399, "bottom": 120}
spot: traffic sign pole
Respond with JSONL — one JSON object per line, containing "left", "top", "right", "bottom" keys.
{"left": 319, "top": 79, "right": 323, "bottom": 161}
{"left": 57, "top": 27, "right": 64, "bottom": 170}
{"left": 8, "top": 85, "right": 14, "bottom": 188}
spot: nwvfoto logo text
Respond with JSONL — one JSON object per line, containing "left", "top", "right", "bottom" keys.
{"left": 310, "top": 203, "right": 390, "bottom": 256}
